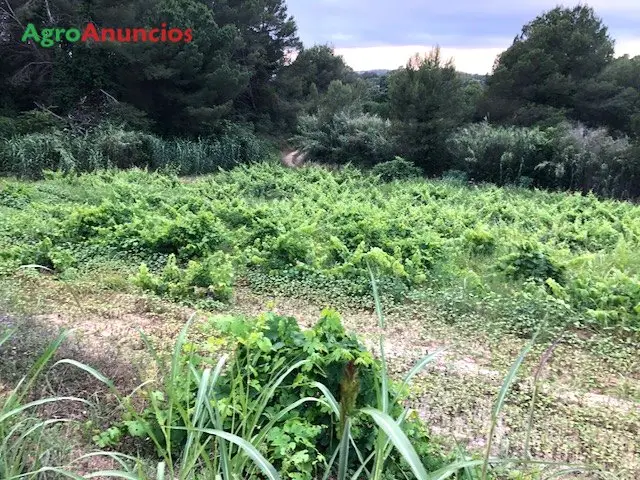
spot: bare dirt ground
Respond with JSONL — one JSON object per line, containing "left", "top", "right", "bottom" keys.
{"left": 1, "top": 273, "right": 638, "bottom": 478}
{"left": 281, "top": 149, "right": 306, "bottom": 168}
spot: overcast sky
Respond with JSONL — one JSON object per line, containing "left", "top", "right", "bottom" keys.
{"left": 285, "top": 1, "right": 640, "bottom": 73}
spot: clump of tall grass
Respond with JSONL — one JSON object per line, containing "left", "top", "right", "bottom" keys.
{"left": 0, "top": 123, "right": 269, "bottom": 179}
{"left": 0, "top": 329, "right": 87, "bottom": 480}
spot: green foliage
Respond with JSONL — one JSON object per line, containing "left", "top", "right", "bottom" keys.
{"left": 388, "top": 48, "right": 474, "bottom": 175}
{"left": 292, "top": 111, "right": 394, "bottom": 165}
{"left": 2, "top": 165, "right": 640, "bottom": 337}
{"left": 370, "top": 157, "right": 422, "bottom": 181}
{"left": 213, "top": 310, "right": 380, "bottom": 476}
{"left": 275, "top": 46, "right": 358, "bottom": 131}
{"left": 14, "top": 110, "right": 66, "bottom": 135}
{"left": 463, "top": 227, "right": 496, "bottom": 255}
{"left": 133, "top": 252, "right": 234, "bottom": 303}
{"left": 0, "top": 182, "right": 32, "bottom": 208}
{"left": 1, "top": 131, "right": 77, "bottom": 177}
{"left": 447, "top": 122, "right": 551, "bottom": 186}
{"left": 0, "top": 330, "right": 82, "bottom": 479}
{"left": 485, "top": 5, "right": 615, "bottom": 128}
{"left": 497, "top": 242, "right": 564, "bottom": 283}
{"left": 539, "top": 124, "right": 638, "bottom": 199}
{"left": 447, "top": 121, "right": 640, "bottom": 198}
{"left": 0, "top": 279, "right": 618, "bottom": 479}
{"left": 563, "top": 269, "right": 640, "bottom": 334}
{"left": 578, "top": 54, "right": 640, "bottom": 138}
{"left": 0, "top": 117, "right": 17, "bottom": 139}
{"left": 17, "top": 237, "right": 76, "bottom": 272}
{"left": 100, "top": 307, "right": 454, "bottom": 479}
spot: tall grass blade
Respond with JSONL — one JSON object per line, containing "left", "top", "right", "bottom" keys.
{"left": 18, "top": 467, "right": 86, "bottom": 479}
{"left": 84, "top": 472, "right": 141, "bottom": 479}
{"left": 392, "top": 348, "right": 446, "bottom": 405}
{"left": 53, "top": 359, "right": 115, "bottom": 389}
{"left": 337, "top": 419, "right": 351, "bottom": 480}
{"left": 367, "top": 264, "right": 388, "bottom": 414}
{"left": 427, "top": 459, "right": 485, "bottom": 480}
{"left": 0, "top": 397, "right": 88, "bottom": 423}
{"left": 182, "top": 367, "right": 212, "bottom": 463}
{"left": 0, "top": 328, "right": 15, "bottom": 349}
{"left": 361, "top": 408, "right": 429, "bottom": 480}
{"left": 480, "top": 338, "right": 535, "bottom": 480}
{"left": 322, "top": 444, "right": 341, "bottom": 480}
{"left": 156, "top": 462, "right": 165, "bottom": 480}
{"left": 183, "top": 427, "right": 281, "bottom": 480}
{"left": 19, "top": 331, "right": 71, "bottom": 402}
{"left": 310, "top": 382, "right": 368, "bottom": 474}
{"left": 311, "top": 381, "right": 340, "bottom": 417}
{"left": 524, "top": 338, "right": 560, "bottom": 458}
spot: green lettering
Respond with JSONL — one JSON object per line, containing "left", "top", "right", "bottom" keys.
{"left": 21, "top": 23, "right": 40, "bottom": 44}
{"left": 41, "top": 28, "right": 55, "bottom": 47}
{"left": 65, "top": 28, "right": 81, "bottom": 42}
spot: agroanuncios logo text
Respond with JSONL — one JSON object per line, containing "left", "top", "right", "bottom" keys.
{"left": 21, "top": 22, "right": 193, "bottom": 48}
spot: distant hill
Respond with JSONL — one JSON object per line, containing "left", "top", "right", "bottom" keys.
{"left": 458, "top": 72, "right": 488, "bottom": 83}
{"left": 358, "top": 69, "right": 487, "bottom": 83}
{"left": 357, "top": 69, "right": 391, "bottom": 76}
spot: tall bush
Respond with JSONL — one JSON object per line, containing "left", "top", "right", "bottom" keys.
{"left": 388, "top": 49, "right": 474, "bottom": 174}
{"left": 292, "top": 111, "right": 394, "bottom": 166}
{"left": 447, "top": 121, "right": 640, "bottom": 198}
{"left": 540, "top": 124, "right": 639, "bottom": 198}
{"left": 446, "top": 122, "right": 552, "bottom": 186}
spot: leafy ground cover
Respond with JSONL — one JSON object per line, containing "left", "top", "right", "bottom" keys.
{"left": 1, "top": 162, "right": 639, "bottom": 339}
{"left": 0, "top": 162, "right": 639, "bottom": 478}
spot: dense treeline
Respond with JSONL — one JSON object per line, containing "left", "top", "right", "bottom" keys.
{"left": 1, "top": 2, "right": 640, "bottom": 198}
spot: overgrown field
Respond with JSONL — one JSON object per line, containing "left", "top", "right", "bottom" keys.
{"left": 1, "top": 162, "right": 639, "bottom": 340}
{"left": 1, "top": 162, "right": 639, "bottom": 478}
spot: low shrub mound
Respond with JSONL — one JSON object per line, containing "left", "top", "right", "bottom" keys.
{"left": 96, "top": 310, "right": 449, "bottom": 479}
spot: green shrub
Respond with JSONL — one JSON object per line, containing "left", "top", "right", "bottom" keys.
{"left": 133, "top": 252, "right": 234, "bottom": 303}
{"left": 16, "top": 237, "right": 76, "bottom": 272}
{"left": 563, "top": 269, "right": 640, "bottom": 334}
{"left": 1, "top": 131, "right": 76, "bottom": 178}
{"left": 292, "top": 111, "right": 395, "bottom": 166}
{"left": 14, "top": 110, "right": 65, "bottom": 135}
{"left": 0, "top": 117, "right": 16, "bottom": 139}
{"left": 463, "top": 227, "right": 496, "bottom": 255}
{"left": 0, "top": 123, "right": 268, "bottom": 178}
{"left": 104, "top": 309, "right": 448, "bottom": 479}
{"left": 446, "top": 121, "right": 639, "bottom": 199}
{"left": 497, "top": 242, "right": 564, "bottom": 283}
{"left": 88, "top": 125, "right": 153, "bottom": 170}
{"left": 0, "top": 182, "right": 32, "bottom": 208}
{"left": 370, "top": 156, "right": 422, "bottom": 181}
{"left": 539, "top": 123, "right": 638, "bottom": 198}
{"left": 446, "top": 122, "right": 551, "bottom": 186}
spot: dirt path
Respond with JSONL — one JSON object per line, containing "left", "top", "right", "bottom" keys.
{"left": 281, "top": 149, "right": 306, "bottom": 168}
{"left": 1, "top": 276, "right": 638, "bottom": 478}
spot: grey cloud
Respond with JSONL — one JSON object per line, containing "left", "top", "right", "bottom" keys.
{"left": 286, "top": 0, "right": 640, "bottom": 48}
